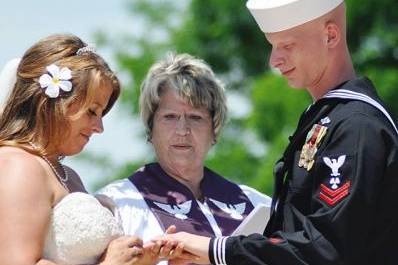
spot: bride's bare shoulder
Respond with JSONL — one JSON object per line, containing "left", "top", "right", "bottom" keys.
{"left": 0, "top": 146, "right": 48, "bottom": 185}
{"left": 0, "top": 146, "right": 40, "bottom": 164}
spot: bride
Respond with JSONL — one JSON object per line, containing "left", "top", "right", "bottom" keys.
{"left": 0, "top": 34, "right": 176, "bottom": 265}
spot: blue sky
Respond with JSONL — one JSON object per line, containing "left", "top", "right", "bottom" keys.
{"left": 0, "top": 0, "right": 149, "bottom": 191}
{"left": 1, "top": 1, "right": 129, "bottom": 66}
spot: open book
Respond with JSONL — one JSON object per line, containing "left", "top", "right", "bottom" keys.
{"left": 232, "top": 204, "right": 270, "bottom": 236}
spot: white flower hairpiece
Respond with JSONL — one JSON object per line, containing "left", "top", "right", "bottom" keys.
{"left": 39, "top": 64, "right": 72, "bottom": 98}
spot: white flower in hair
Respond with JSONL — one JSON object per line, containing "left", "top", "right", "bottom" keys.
{"left": 39, "top": 64, "right": 72, "bottom": 98}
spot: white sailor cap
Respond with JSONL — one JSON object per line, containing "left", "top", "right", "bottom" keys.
{"left": 246, "top": 0, "right": 344, "bottom": 33}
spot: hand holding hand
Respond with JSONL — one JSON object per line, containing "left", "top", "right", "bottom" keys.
{"left": 99, "top": 236, "right": 143, "bottom": 265}
{"left": 144, "top": 226, "right": 186, "bottom": 262}
{"left": 147, "top": 226, "right": 211, "bottom": 265}
{"left": 165, "top": 232, "right": 211, "bottom": 265}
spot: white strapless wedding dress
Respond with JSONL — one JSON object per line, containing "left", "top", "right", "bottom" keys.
{"left": 43, "top": 192, "right": 123, "bottom": 265}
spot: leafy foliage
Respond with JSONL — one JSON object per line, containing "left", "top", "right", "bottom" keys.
{"left": 93, "top": 0, "right": 398, "bottom": 194}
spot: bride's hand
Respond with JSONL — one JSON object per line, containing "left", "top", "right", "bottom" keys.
{"left": 99, "top": 236, "right": 144, "bottom": 265}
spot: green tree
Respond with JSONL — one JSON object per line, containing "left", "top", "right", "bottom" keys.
{"left": 94, "top": 0, "right": 398, "bottom": 194}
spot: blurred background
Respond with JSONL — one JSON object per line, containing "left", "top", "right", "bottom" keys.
{"left": 1, "top": 0, "right": 397, "bottom": 193}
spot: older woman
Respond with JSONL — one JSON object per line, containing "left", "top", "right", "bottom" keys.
{"left": 98, "top": 53, "right": 270, "bottom": 263}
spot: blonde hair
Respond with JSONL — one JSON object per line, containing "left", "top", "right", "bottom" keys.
{"left": 140, "top": 53, "right": 227, "bottom": 139}
{"left": 0, "top": 34, "right": 120, "bottom": 156}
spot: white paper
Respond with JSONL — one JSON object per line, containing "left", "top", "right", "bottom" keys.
{"left": 231, "top": 204, "right": 270, "bottom": 236}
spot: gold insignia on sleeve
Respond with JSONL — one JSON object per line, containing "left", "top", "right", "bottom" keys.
{"left": 298, "top": 124, "right": 328, "bottom": 171}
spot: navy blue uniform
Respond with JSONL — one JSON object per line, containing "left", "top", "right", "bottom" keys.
{"left": 209, "top": 77, "right": 398, "bottom": 265}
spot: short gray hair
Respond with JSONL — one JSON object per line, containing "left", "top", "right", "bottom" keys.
{"left": 139, "top": 53, "right": 227, "bottom": 139}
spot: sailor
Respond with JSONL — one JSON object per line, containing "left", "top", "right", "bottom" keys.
{"left": 159, "top": 1, "right": 398, "bottom": 264}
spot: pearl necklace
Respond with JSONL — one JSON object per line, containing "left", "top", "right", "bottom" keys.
{"left": 28, "top": 142, "right": 69, "bottom": 191}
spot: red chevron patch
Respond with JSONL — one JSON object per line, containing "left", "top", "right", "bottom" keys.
{"left": 319, "top": 181, "right": 351, "bottom": 206}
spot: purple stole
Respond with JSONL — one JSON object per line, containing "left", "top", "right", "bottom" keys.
{"left": 129, "top": 163, "right": 254, "bottom": 236}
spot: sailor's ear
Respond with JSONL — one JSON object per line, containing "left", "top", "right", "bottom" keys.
{"left": 324, "top": 22, "right": 341, "bottom": 48}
